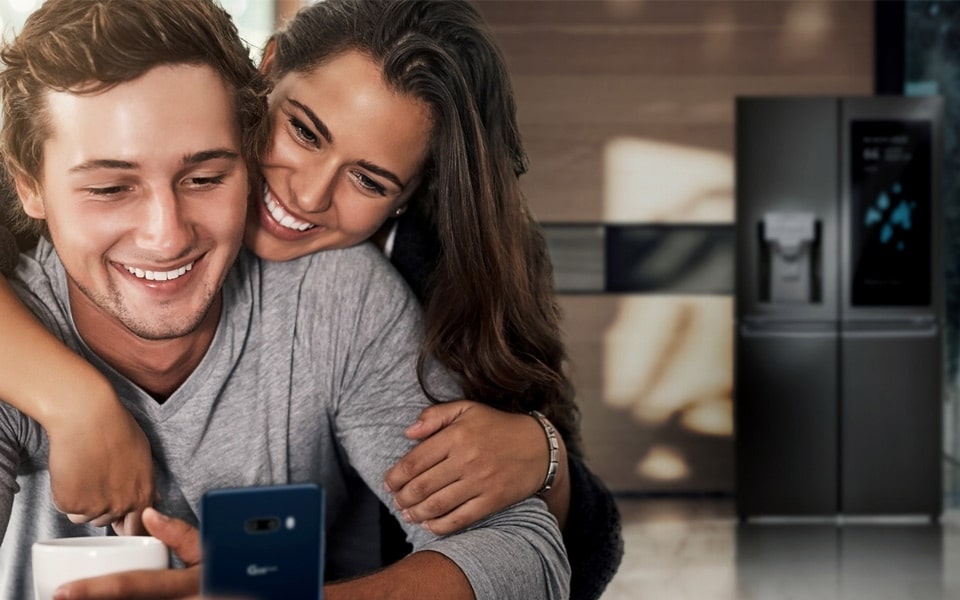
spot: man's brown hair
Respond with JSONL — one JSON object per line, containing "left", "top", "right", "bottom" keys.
{"left": 0, "top": 0, "right": 269, "bottom": 237}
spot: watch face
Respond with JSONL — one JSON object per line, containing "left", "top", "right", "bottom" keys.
{"left": 850, "top": 119, "right": 932, "bottom": 307}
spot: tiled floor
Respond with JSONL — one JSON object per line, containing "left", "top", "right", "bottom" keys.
{"left": 600, "top": 498, "right": 960, "bottom": 600}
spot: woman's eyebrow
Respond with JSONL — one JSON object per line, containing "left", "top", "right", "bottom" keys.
{"left": 288, "top": 98, "right": 333, "bottom": 144}
{"left": 288, "top": 98, "right": 406, "bottom": 189}
{"left": 357, "top": 159, "right": 405, "bottom": 189}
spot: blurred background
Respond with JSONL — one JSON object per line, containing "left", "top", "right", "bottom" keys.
{"left": 1, "top": 0, "right": 952, "bottom": 507}
{"left": 1, "top": 0, "right": 957, "bottom": 597}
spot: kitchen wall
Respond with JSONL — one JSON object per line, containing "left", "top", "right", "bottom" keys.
{"left": 475, "top": 0, "right": 873, "bottom": 493}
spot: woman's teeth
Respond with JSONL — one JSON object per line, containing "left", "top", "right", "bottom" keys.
{"left": 124, "top": 262, "right": 193, "bottom": 281}
{"left": 263, "top": 189, "right": 316, "bottom": 232}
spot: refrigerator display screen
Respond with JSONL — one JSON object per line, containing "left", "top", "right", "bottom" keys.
{"left": 850, "top": 120, "right": 931, "bottom": 306}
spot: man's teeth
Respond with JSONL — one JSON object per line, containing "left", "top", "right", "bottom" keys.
{"left": 124, "top": 262, "right": 193, "bottom": 281}
{"left": 263, "top": 189, "right": 315, "bottom": 232}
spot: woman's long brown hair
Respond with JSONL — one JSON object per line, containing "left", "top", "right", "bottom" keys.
{"left": 271, "top": 0, "right": 582, "bottom": 455}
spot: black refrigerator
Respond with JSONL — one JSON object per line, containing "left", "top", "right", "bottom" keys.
{"left": 735, "top": 96, "right": 943, "bottom": 518}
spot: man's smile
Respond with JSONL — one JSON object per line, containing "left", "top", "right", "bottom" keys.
{"left": 122, "top": 261, "right": 194, "bottom": 281}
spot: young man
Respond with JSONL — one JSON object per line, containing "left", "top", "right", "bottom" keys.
{"left": 0, "top": 1, "right": 569, "bottom": 599}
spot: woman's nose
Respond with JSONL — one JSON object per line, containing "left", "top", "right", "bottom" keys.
{"left": 292, "top": 165, "right": 335, "bottom": 214}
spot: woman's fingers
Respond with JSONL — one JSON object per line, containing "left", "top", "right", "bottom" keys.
{"left": 404, "top": 400, "right": 472, "bottom": 440}
{"left": 385, "top": 431, "right": 450, "bottom": 493}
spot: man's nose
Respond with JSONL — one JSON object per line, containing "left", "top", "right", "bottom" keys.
{"left": 136, "top": 187, "right": 194, "bottom": 256}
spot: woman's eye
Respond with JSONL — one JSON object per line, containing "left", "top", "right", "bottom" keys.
{"left": 289, "top": 117, "right": 318, "bottom": 145}
{"left": 353, "top": 172, "right": 386, "bottom": 196}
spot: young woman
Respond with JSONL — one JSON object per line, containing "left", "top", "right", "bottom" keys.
{"left": 0, "top": 0, "right": 622, "bottom": 597}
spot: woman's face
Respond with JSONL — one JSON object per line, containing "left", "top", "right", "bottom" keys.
{"left": 245, "top": 50, "right": 433, "bottom": 262}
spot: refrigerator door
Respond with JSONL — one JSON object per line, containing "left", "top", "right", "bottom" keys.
{"left": 735, "top": 97, "right": 841, "bottom": 322}
{"left": 735, "top": 97, "right": 842, "bottom": 517}
{"left": 840, "top": 96, "right": 943, "bottom": 320}
{"left": 736, "top": 321, "right": 838, "bottom": 517}
{"left": 840, "top": 321, "right": 942, "bottom": 516}
{"left": 838, "top": 97, "right": 943, "bottom": 517}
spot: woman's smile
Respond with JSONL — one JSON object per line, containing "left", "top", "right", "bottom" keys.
{"left": 262, "top": 184, "right": 316, "bottom": 232}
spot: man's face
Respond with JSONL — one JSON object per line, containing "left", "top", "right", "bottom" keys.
{"left": 19, "top": 64, "right": 248, "bottom": 341}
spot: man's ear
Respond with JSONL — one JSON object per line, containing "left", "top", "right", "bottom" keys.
{"left": 13, "top": 176, "right": 45, "bottom": 220}
{"left": 259, "top": 39, "right": 277, "bottom": 76}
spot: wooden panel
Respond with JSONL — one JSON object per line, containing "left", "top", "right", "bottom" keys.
{"left": 480, "top": 0, "right": 859, "bottom": 29}
{"left": 473, "top": 0, "right": 873, "bottom": 492}
{"left": 513, "top": 76, "right": 873, "bottom": 127}
{"left": 478, "top": 0, "right": 874, "bottom": 225}
{"left": 496, "top": 32, "right": 871, "bottom": 77}
{"left": 561, "top": 295, "right": 734, "bottom": 493}
{"left": 522, "top": 123, "right": 737, "bottom": 222}
{"left": 481, "top": 1, "right": 872, "bottom": 76}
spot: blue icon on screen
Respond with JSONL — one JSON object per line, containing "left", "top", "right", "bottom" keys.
{"left": 863, "top": 181, "right": 915, "bottom": 251}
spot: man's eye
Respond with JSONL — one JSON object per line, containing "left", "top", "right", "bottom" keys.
{"left": 186, "top": 175, "right": 226, "bottom": 188}
{"left": 86, "top": 186, "right": 129, "bottom": 196}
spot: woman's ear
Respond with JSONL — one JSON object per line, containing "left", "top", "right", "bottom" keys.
{"left": 394, "top": 174, "right": 424, "bottom": 213}
{"left": 13, "top": 176, "right": 45, "bottom": 220}
{"left": 259, "top": 39, "right": 278, "bottom": 76}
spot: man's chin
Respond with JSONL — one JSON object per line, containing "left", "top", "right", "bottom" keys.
{"left": 114, "top": 319, "right": 199, "bottom": 341}
{"left": 99, "top": 295, "right": 211, "bottom": 341}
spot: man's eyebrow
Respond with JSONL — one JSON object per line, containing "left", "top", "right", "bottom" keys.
{"left": 69, "top": 159, "right": 137, "bottom": 174}
{"left": 182, "top": 149, "right": 241, "bottom": 165}
{"left": 288, "top": 99, "right": 333, "bottom": 144}
{"left": 68, "top": 150, "right": 239, "bottom": 175}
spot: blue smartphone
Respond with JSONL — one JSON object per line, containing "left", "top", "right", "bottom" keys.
{"left": 201, "top": 483, "right": 324, "bottom": 600}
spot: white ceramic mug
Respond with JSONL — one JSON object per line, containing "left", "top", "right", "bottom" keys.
{"left": 32, "top": 536, "right": 168, "bottom": 600}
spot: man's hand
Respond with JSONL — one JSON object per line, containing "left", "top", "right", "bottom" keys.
{"left": 54, "top": 508, "right": 201, "bottom": 600}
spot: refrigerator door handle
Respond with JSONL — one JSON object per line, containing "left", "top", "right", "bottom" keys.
{"left": 841, "top": 325, "right": 939, "bottom": 339}
{"left": 739, "top": 322, "right": 836, "bottom": 338}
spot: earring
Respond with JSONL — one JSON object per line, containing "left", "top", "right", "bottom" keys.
{"left": 394, "top": 207, "right": 406, "bottom": 217}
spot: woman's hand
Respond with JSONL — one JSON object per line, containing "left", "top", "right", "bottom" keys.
{"left": 384, "top": 400, "right": 569, "bottom": 535}
{"left": 0, "top": 275, "right": 154, "bottom": 526}
{"left": 43, "top": 381, "right": 155, "bottom": 528}
{"left": 53, "top": 508, "right": 201, "bottom": 599}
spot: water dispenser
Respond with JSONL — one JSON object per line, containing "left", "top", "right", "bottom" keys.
{"left": 760, "top": 211, "right": 819, "bottom": 303}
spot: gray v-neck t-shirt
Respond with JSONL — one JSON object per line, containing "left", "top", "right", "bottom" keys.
{"left": 0, "top": 240, "right": 569, "bottom": 599}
